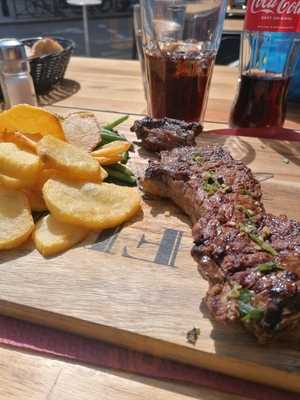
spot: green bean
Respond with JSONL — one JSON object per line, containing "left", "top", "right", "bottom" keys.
{"left": 103, "top": 115, "right": 129, "bottom": 131}
{"left": 121, "top": 151, "right": 130, "bottom": 164}
{"left": 100, "top": 131, "right": 127, "bottom": 145}
{"left": 108, "top": 163, "right": 135, "bottom": 176}
{"left": 101, "top": 128, "right": 121, "bottom": 136}
{"left": 105, "top": 166, "right": 137, "bottom": 186}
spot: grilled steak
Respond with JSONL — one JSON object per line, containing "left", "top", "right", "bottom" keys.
{"left": 142, "top": 145, "right": 300, "bottom": 341}
{"left": 131, "top": 117, "right": 202, "bottom": 152}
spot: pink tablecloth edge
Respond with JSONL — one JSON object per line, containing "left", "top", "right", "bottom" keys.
{"left": 0, "top": 315, "right": 297, "bottom": 400}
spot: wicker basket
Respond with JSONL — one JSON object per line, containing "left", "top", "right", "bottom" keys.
{"left": 21, "top": 37, "right": 75, "bottom": 95}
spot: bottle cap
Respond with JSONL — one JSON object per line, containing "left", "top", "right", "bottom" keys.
{"left": 0, "top": 38, "right": 27, "bottom": 62}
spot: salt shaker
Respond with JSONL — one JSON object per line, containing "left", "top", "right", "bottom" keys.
{"left": 0, "top": 38, "right": 37, "bottom": 109}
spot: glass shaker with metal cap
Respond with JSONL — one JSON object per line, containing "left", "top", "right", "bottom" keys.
{"left": 0, "top": 38, "right": 37, "bottom": 108}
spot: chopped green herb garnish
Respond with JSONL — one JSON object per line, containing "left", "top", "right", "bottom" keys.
{"left": 222, "top": 185, "right": 232, "bottom": 193}
{"left": 257, "top": 261, "right": 283, "bottom": 273}
{"left": 192, "top": 153, "right": 203, "bottom": 164}
{"left": 240, "top": 221, "right": 256, "bottom": 234}
{"left": 240, "top": 188, "right": 252, "bottom": 196}
{"left": 240, "top": 222, "right": 278, "bottom": 256}
{"left": 240, "top": 306, "right": 264, "bottom": 323}
{"left": 261, "top": 226, "right": 271, "bottom": 240}
{"left": 227, "top": 284, "right": 242, "bottom": 299}
{"left": 228, "top": 285, "right": 264, "bottom": 324}
{"left": 250, "top": 234, "right": 278, "bottom": 256}
{"left": 202, "top": 171, "right": 232, "bottom": 196}
{"left": 239, "top": 288, "right": 252, "bottom": 303}
{"left": 237, "top": 205, "right": 255, "bottom": 219}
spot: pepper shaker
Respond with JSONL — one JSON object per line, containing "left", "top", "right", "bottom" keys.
{"left": 0, "top": 38, "right": 37, "bottom": 109}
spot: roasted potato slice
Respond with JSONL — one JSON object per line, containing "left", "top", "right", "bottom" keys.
{"left": 35, "top": 165, "right": 107, "bottom": 192}
{"left": 0, "top": 131, "right": 37, "bottom": 153}
{"left": 99, "top": 165, "right": 108, "bottom": 181}
{"left": 0, "top": 187, "right": 34, "bottom": 250}
{"left": 33, "top": 214, "right": 89, "bottom": 256}
{"left": 93, "top": 155, "right": 123, "bottom": 166}
{"left": 0, "top": 142, "right": 42, "bottom": 184}
{"left": 37, "top": 135, "right": 100, "bottom": 182}
{"left": 0, "top": 104, "right": 64, "bottom": 139}
{"left": 24, "top": 189, "right": 47, "bottom": 212}
{"left": 91, "top": 140, "right": 131, "bottom": 157}
{"left": 0, "top": 173, "right": 28, "bottom": 190}
{"left": 62, "top": 112, "right": 101, "bottom": 151}
{"left": 43, "top": 179, "right": 141, "bottom": 230}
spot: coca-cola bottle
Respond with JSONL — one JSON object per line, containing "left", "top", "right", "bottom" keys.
{"left": 229, "top": 0, "right": 300, "bottom": 128}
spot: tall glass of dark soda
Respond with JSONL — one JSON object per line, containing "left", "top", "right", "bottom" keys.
{"left": 230, "top": 0, "right": 300, "bottom": 129}
{"left": 140, "top": 0, "right": 227, "bottom": 122}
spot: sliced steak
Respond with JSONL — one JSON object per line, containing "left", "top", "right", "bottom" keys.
{"left": 142, "top": 145, "right": 300, "bottom": 341}
{"left": 131, "top": 117, "right": 202, "bottom": 152}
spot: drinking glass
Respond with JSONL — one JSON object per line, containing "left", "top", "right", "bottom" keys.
{"left": 140, "top": 0, "right": 227, "bottom": 122}
{"left": 133, "top": 4, "right": 148, "bottom": 101}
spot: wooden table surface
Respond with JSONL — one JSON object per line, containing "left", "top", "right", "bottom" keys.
{"left": 1, "top": 56, "right": 299, "bottom": 400}
{"left": 223, "top": 17, "right": 244, "bottom": 34}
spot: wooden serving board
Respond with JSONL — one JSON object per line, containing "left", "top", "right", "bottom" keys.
{"left": 1, "top": 124, "right": 300, "bottom": 394}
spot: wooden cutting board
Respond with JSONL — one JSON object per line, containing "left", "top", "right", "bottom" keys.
{"left": 1, "top": 126, "right": 300, "bottom": 394}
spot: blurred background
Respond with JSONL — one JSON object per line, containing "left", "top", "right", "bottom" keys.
{"left": 0, "top": 0, "right": 244, "bottom": 63}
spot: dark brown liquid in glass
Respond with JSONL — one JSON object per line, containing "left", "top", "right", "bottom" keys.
{"left": 145, "top": 48, "right": 215, "bottom": 122}
{"left": 229, "top": 72, "right": 290, "bottom": 128}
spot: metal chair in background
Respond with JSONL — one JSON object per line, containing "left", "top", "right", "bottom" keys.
{"left": 66, "top": 0, "right": 102, "bottom": 56}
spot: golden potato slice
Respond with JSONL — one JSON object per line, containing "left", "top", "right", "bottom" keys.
{"left": 43, "top": 179, "right": 141, "bottom": 230}
{"left": 23, "top": 132, "right": 43, "bottom": 142}
{"left": 0, "top": 142, "right": 42, "bottom": 184}
{"left": 91, "top": 141, "right": 131, "bottom": 157}
{"left": 35, "top": 165, "right": 106, "bottom": 192}
{"left": 0, "top": 131, "right": 37, "bottom": 153}
{"left": 34, "top": 168, "right": 56, "bottom": 191}
{"left": 93, "top": 155, "right": 123, "bottom": 166}
{"left": 62, "top": 112, "right": 101, "bottom": 151}
{"left": 0, "top": 186, "right": 34, "bottom": 250}
{"left": 0, "top": 173, "right": 28, "bottom": 190}
{"left": 24, "top": 189, "right": 47, "bottom": 212}
{"left": 0, "top": 104, "right": 64, "bottom": 139}
{"left": 33, "top": 214, "right": 89, "bottom": 256}
{"left": 100, "top": 165, "right": 108, "bottom": 181}
{"left": 37, "top": 135, "right": 100, "bottom": 182}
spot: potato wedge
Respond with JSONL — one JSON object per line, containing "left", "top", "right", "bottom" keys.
{"left": 24, "top": 189, "right": 47, "bottom": 212}
{"left": 0, "top": 173, "right": 28, "bottom": 190}
{"left": 91, "top": 141, "right": 131, "bottom": 157}
{"left": 0, "top": 131, "right": 37, "bottom": 153}
{"left": 33, "top": 214, "right": 89, "bottom": 256}
{"left": 0, "top": 187, "right": 34, "bottom": 250}
{"left": 37, "top": 135, "right": 100, "bottom": 182}
{"left": 43, "top": 179, "right": 141, "bottom": 230}
{"left": 62, "top": 112, "right": 101, "bottom": 151}
{"left": 0, "top": 142, "right": 42, "bottom": 184}
{"left": 93, "top": 155, "right": 123, "bottom": 166}
{"left": 0, "top": 104, "right": 64, "bottom": 139}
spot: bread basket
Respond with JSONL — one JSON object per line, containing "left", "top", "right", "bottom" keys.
{"left": 21, "top": 36, "right": 75, "bottom": 95}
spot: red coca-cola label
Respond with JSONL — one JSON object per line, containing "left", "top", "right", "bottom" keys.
{"left": 245, "top": 0, "right": 300, "bottom": 32}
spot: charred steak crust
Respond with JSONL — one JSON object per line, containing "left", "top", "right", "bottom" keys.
{"left": 131, "top": 117, "right": 203, "bottom": 152}
{"left": 142, "top": 145, "right": 300, "bottom": 342}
